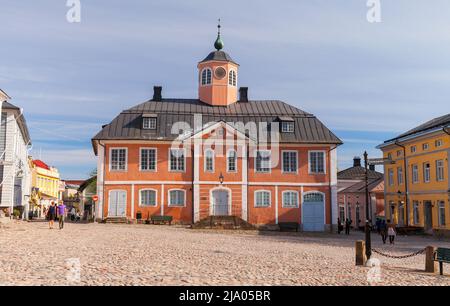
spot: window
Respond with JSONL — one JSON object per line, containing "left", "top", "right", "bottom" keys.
{"left": 228, "top": 70, "right": 237, "bottom": 86}
{"left": 281, "top": 122, "right": 295, "bottom": 133}
{"left": 389, "top": 202, "right": 395, "bottom": 222}
{"left": 396, "top": 150, "right": 402, "bottom": 157}
{"left": 355, "top": 205, "right": 361, "bottom": 224}
{"left": 388, "top": 169, "right": 394, "bottom": 186}
{"left": 143, "top": 117, "right": 157, "bottom": 130}
{"left": 255, "top": 150, "right": 271, "bottom": 173}
{"left": 204, "top": 149, "right": 214, "bottom": 172}
{"left": 282, "top": 151, "right": 298, "bottom": 173}
{"left": 423, "top": 162, "right": 430, "bottom": 183}
{"left": 435, "top": 139, "right": 443, "bottom": 147}
{"left": 436, "top": 159, "right": 445, "bottom": 181}
{"left": 422, "top": 143, "right": 429, "bottom": 151}
{"left": 140, "top": 148, "right": 156, "bottom": 171}
{"left": 140, "top": 189, "right": 157, "bottom": 207}
{"left": 227, "top": 150, "right": 237, "bottom": 172}
{"left": 339, "top": 206, "right": 345, "bottom": 222}
{"left": 282, "top": 191, "right": 299, "bottom": 208}
{"left": 169, "top": 149, "right": 185, "bottom": 172}
{"left": 304, "top": 193, "right": 324, "bottom": 202}
{"left": 348, "top": 206, "right": 352, "bottom": 221}
{"left": 413, "top": 201, "right": 420, "bottom": 225}
{"left": 412, "top": 164, "right": 419, "bottom": 184}
{"left": 110, "top": 148, "right": 127, "bottom": 171}
{"left": 169, "top": 190, "right": 185, "bottom": 207}
{"left": 410, "top": 146, "right": 417, "bottom": 153}
{"left": 438, "top": 201, "right": 446, "bottom": 227}
{"left": 201, "top": 68, "right": 212, "bottom": 85}
{"left": 397, "top": 167, "right": 403, "bottom": 185}
{"left": 255, "top": 191, "right": 271, "bottom": 207}
{"left": 387, "top": 153, "right": 392, "bottom": 160}
{"left": 309, "top": 151, "right": 325, "bottom": 174}
{"left": 398, "top": 203, "right": 405, "bottom": 226}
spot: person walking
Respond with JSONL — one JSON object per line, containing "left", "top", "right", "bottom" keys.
{"left": 379, "top": 219, "right": 388, "bottom": 244}
{"left": 345, "top": 218, "right": 352, "bottom": 235}
{"left": 57, "top": 201, "right": 67, "bottom": 230}
{"left": 387, "top": 220, "right": 396, "bottom": 244}
{"left": 47, "top": 202, "right": 56, "bottom": 229}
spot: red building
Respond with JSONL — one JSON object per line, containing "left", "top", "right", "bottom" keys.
{"left": 91, "top": 28, "right": 342, "bottom": 231}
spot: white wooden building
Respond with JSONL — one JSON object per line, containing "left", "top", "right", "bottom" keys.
{"left": 0, "top": 89, "right": 32, "bottom": 218}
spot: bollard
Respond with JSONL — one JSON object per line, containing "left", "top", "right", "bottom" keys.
{"left": 425, "top": 246, "right": 438, "bottom": 273}
{"left": 356, "top": 240, "right": 367, "bottom": 266}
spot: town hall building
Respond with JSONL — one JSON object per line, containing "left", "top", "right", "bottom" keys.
{"left": 92, "top": 26, "right": 342, "bottom": 231}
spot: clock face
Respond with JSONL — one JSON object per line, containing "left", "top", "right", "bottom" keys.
{"left": 214, "top": 67, "right": 226, "bottom": 79}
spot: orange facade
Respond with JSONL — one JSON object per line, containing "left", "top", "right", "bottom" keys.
{"left": 98, "top": 138, "right": 335, "bottom": 228}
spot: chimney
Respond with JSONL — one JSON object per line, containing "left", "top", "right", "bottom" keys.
{"left": 369, "top": 165, "right": 376, "bottom": 171}
{"left": 153, "top": 86, "right": 162, "bottom": 101}
{"left": 353, "top": 156, "right": 361, "bottom": 167}
{"left": 239, "top": 87, "right": 248, "bottom": 102}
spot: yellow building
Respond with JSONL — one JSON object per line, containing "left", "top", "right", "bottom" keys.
{"left": 29, "top": 157, "right": 60, "bottom": 217}
{"left": 378, "top": 114, "right": 449, "bottom": 235}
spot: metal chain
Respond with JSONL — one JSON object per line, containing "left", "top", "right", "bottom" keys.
{"left": 371, "top": 247, "right": 426, "bottom": 259}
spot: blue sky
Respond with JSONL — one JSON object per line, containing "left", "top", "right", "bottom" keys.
{"left": 1, "top": 0, "right": 449, "bottom": 179}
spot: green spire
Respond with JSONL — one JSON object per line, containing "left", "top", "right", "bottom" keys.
{"left": 214, "top": 19, "right": 224, "bottom": 51}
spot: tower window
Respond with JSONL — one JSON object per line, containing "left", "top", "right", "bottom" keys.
{"left": 228, "top": 70, "right": 237, "bottom": 86}
{"left": 201, "top": 68, "right": 212, "bottom": 85}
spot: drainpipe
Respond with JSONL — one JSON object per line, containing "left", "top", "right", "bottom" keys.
{"left": 191, "top": 146, "right": 195, "bottom": 224}
{"left": 98, "top": 140, "right": 106, "bottom": 222}
{"left": 394, "top": 141, "right": 409, "bottom": 227}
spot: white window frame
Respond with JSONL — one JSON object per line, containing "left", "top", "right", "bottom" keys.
{"left": 204, "top": 149, "right": 215, "bottom": 173}
{"left": 423, "top": 162, "right": 431, "bottom": 183}
{"left": 109, "top": 147, "right": 128, "bottom": 172}
{"left": 143, "top": 117, "right": 157, "bottom": 130}
{"left": 226, "top": 149, "right": 237, "bottom": 173}
{"left": 228, "top": 69, "right": 237, "bottom": 86}
{"left": 438, "top": 201, "right": 446, "bottom": 227}
{"left": 139, "top": 147, "right": 157, "bottom": 172}
{"left": 282, "top": 150, "right": 298, "bottom": 174}
{"left": 254, "top": 190, "right": 271, "bottom": 208}
{"left": 413, "top": 201, "right": 420, "bottom": 225}
{"left": 412, "top": 164, "right": 419, "bottom": 184}
{"left": 201, "top": 68, "right": 212, "bottom": 86}
{"left": 282, "top": 190, "right": 299, "bottom": 208}
{"left": 435, "top": 139, "right": 443, "bottom": 148}
{"left": 410, "top": 146, "right": 417, "bottom": 154}
{"left": 422, "top": 143, "right": 429, "bottom": 151}
{"left": 397, "top": 166, "right": 403, "bottom": 185}
{"left": 168, "top": 148, "right": 186, "bottom": 172}
{"left": 436, "top": 159, "right": 445, "bottom": 182}
{"left": 308, "top": 150, "right": 326, "bottom": 174}
{"left": 254, "top": 150, "right": 272, "bottom": 173}
{"left": 139, "top": 189, "right": 158, "bottom": 207}
{"left": 281, "top": 121, "right": 295, "bottom": 133}
{"left": 168, "top": 189, "right": 186, "bottom": 207}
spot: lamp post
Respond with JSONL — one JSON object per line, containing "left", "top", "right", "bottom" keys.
{"left": 364, "top": 151, "right": 372, "bottom": 260}
{"left": 219, "top": 172, "right": 224, "bottom": 185}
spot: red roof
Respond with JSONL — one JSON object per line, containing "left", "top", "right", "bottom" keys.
{"left": 33, "top": 160, "right": 50, "bottom": 170}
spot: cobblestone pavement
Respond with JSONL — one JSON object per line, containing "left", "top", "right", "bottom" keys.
{"left": 0, "top": 221, "right": 449, "bottom": 286}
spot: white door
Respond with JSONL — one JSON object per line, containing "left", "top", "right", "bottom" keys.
{"left": 303, "top": 193, "right": 325, "bottom": 232}
{"left": 109, "top": 190, "right": 127, "bottom": 217}
{"left": 212, "top": 190, "right": 229, "bottom": 216}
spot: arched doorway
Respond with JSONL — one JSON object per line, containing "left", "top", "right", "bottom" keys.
{"left": 210, "top": 188, "right": 230, "bottom": 216}
{"left": 302, "top": 192, "right": 325, "bottom": 232}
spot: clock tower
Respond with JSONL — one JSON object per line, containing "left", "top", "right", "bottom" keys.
{"left": 198, "top": 21, "right": 239, "bottom": 106}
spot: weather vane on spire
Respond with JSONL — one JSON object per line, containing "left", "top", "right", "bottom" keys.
{"left": 214, "top": 18, "right": 224, "bottom": 51}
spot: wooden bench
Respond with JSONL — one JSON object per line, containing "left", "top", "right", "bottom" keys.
{"left": 150, "top": 215, "right": 173, "bottom": 225}
{"left": 435, "top": 247, "right": 450, "bottom": 275}
{"left": 279, "top": 222, "right": 299, "bottom": 232}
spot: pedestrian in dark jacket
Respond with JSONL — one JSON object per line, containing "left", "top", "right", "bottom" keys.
{"left": 337, "top": 218, "right": 344, "bottom": 234}
{"left": 345, "top": 219, "right": 352, "bottom": 235}
{"left": 379, "top": 220, "right": 388, "bottom": 244}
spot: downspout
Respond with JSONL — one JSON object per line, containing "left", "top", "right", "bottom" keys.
{"left": 394, "top": 141, "right": 409, "bottom": 226}
{"left": 191, "top": 146, "right": 195, "bottom": 224}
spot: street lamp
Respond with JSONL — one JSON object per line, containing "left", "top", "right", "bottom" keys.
{"left": 219, "top": 172, "right": 224, "bottom": 185}
{"left": 364, "top": 151, "right": 372, "bottom": 260}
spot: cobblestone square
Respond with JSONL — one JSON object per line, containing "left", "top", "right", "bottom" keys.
{"left": 0, "top": 222, "right": 449, "bottom": 286}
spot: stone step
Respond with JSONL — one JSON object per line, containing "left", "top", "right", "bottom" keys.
{"left": 192, "top": 216, "right": 255, "bottom": 230}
